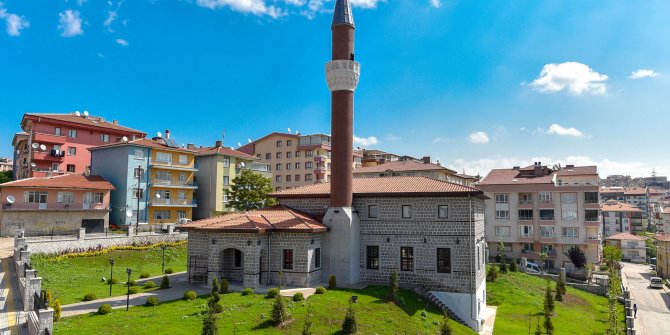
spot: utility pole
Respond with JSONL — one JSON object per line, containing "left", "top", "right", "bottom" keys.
{"left": 136, "top": 166, "right": 142, "bottom": 235}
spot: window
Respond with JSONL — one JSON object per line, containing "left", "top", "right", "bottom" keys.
{"left": 286, "top": 175, "right": 292, "bottom": 182}
{"left": 562, "top": 209, "right": 577, "bottom": 221}
{"left": 276, "top": 175, "right": 282, "bottom": 182}
{"left": 522, "top": 243, "right": 534, "bottom": 253}
{"left": 133, "top": 188, "right": 144, "bottom": 199}
{"left": 53, "top": 144, "right": 61, "bottom": 151}
{"left": 314, "top": 248, "right": 321, "bottom": 268}
{"left": 539, "top": 209, "right": 554, "bottom": 220}
{"left": 283, "top": 249, "right": 293, "bottom": 269}
{"left": 276, "top": 163, "right": 282, "bottom": 171}
{"left": 67, "top": 129, "right": 77, "bottom": 138}
{"left": 223, "top": 194, "right": 229, "bottom": 203}
{"left": 286, "top": 163, "right": 292, "bottom": 170}
{"left": 135, "top": 149, "right": 145, "bottom": 159}
{"left": 101, "top": 134, "right": 110, "bottom": 142}
{"left": 177, "top": 210, "right": 187, "bottom": 219}
{"left": 156, "top": 171, "right": 171, "bottom": 181}
{"left": 131, "top": 210, "right": 144, "bottom": 221}
{"left": 256, "top": 154, "right": 261, "bottom": 159}
{"left": 519, "top": 225, "right": 533, "bottom": 238}
{"left": 539, "top": 192, "right": 552, "bottom": 203}
{"left": 276, "top": 152, "right": 282, "bottom": 159}
{"left": 304, "top": 162, "right": 313, "bottom": 169}
{"left": 542, "top": 244, "right": 554, "bottom": 253}
{"left": 562, "top": 227, "right": 579, "bottom": 238}
{"left": 286, "top": 140, "right": 292, "bottom": 146}
{"left": 305, "top": 174, "right": 313, "bottom": 181}
{"left": 178, "top": 191, "right": 186, "bottom": 200}
{"left": 265, "top": 153, "right": 271, "bottom": 160}
{"left": 276, "top": 187, "right": 282, "bottom": 191}
{"left": 540, "top": 226, "right": 555, "bottom": 238}
{"left": 437, "top": 248, "right": 451, "bottom": 273}
{"left": 134, "top": 167, "right": 145, "bottom": 179}
{"left": 24, "top": 191, "right": 48, "bottom": 203}
{"left": 402, "top": 205, "right": 412, "bottom": 218}
{"left": 305, "top": 150, "right": 313, "bottom": 157}
{"left": 561, "top": 192, "right": 577, "bottom": 203}
{"left": 66, "top": 164, "right": 76, "bottom": 173}
{"left": 295, "top": 151, "right": 301, "bottom": 158}
{"left": 495, "top": 194, "right": 509, "bottom": 203}
{"left": 223, "top": 176, "right": 230, "bottom": 185}
{"left": 276, "top": 140, "right": 282, "bottom": 147}
{"left": 287, "top": 151, "right": 293, "bottom": 159}
{"left": 156, "top": 190, "right": 171, "bottom": 200}
{"left": 519, "top": 193, "right": 533, "bottom": 204}
{"left": 368, "top": 205, "right": 379, "bottom": 218}
{"left": 400, "top": 247, "right": 414, "bottom": 271}
{"left": 561, "top": 192, "right": 577, "bottom": 221}
{"left": 518, "top": 209, "right": 533, "bottom": 220}
{"left": 57, "top": 192, "right": 75, "bottom": 204}
{"left": 495, "top": 226, "right": 511, "bottom": 237}
{"left": 178, "top": 155, "right": 187, "bottom": 165}
{"left": 366, "top": 246, "right": 379, "bottom": 269}
{"left": 295, "top": 162, "right": 300, "bottom": 169}
{"left": 51, "top": 163, "right": 59, "bottom": 171}
{"left": 156, "top": 152, "right": 172, "bottom": 163}
{"left": 584, "top": 192, "right": 599, "bottom": 204}
{"left": 495, "top": 210, "right": 510, "bottom": 219}
{"left": 295, "top": 174, "right": 300, "bottom": 181}
{"left": 234, "top": 249, "right": 242, "bottom": 267}
{"left": 438, "top": 205, "right": 448, "bottom": 218}
{"left": 93, "top": 192, "right": 104, "bottom": 203}
{"left": 54, "top": 127, "right": 62, "bottom": 136}
{"left": 585, "top": 210, "right": 599, "bottom": 221}
{"left": 154, "top": 210, "right": 171, "bottom": 220}
{"left": 176, "top": 173, "right": 187, "bottom": 182}
{"left": 67, "top": 147, "right": 76, "bottom": 156}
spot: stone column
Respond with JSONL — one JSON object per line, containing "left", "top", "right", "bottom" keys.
{"left": 78, "top": 227, "right": 86, "bottom": 240}
{"left": 207, "top": 241, "right": 220, "bottom": 287}
{"left": 520, "top": 257, "right": 528, "bottom": 273}
{"left": 126, "top": 226, "right": 135, "bottom": 236}
{"left": 243, "top": 248, "right": 260, "bottom": 289}
{"left": 38, "top": 307, "right": 55, "bottom": 335}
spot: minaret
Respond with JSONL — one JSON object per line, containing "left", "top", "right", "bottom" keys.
{"left": 323, "top": 0, "right": 361, "bottom": 286}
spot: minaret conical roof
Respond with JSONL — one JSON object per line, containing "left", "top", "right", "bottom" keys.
{"left": 332, "top": 0, "right": 354, "bottom": 27}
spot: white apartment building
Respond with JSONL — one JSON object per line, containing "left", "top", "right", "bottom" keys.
{"left": 605, "top": 233, "right": 647, "bottom": 264}
{"left": 600, "top": 187, "right": 649, "bottom": 226}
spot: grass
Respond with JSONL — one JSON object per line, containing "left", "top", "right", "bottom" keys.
{"left": 487, "top": 269, "right": 626, "bottom": 334}
{"left": 31, "top": 244, "right": 187, "bottom": 305}
{"left": 54, "top": 286, "right": 476, "bottom": 335}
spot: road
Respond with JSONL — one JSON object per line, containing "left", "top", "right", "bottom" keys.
{"left": 621, "top": 262, "right": 670, "bottom": 335}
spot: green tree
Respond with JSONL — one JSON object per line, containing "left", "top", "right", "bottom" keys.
{"left": 543, "top": 309, "right": 554, "bottom": 335}
{"left": 0, "top": 170, "right": 12, "bottom": 184}
{"left": 271, "top": 294, "right": 290, "bottom": 326}
{"left": 499, "top": 256, "right": 508, "bottom": 273}
{"left": 534, "top": 317, "right": 542, "bottom": 335}
{"left": 539, "top": 251, "right": 549, "bottom": 271}
{"left": 341, "top": 301, "right": 358, "bottom": 334}
{"left": 603, "top": 245, "right": 623, "bottom": 268}
{"left": 387, "top": 269, "right": 399, "bottom": 304}
{"left": 606, "top": 264, "right": 623, "bottom": 335}
{"left": 225, "top": 169, "right": 276, "bottom": 211}
{"left": 440, "top": 311, "right": 453, "bottom": 335}
{"left": 567, "top": 247, "right": 587, "bottom": 269}
{"left": 487, "top": 264, "right": 498, "bottom": 282}
{"left": 586, "top": 263, "right": 595, "bottom": 286}
{"left": 302, "top": 305, "right": 313, "bottom": 335}
{"left": 555, "top": 272, "right": 566, "bottom": 302}
{"left": 201, "top": 310, "right": 219, "bottom": 335}
{"left": 544, "top": 280, "right": 555, "bottom": 314}
{"left": 212, "top": 278, "right": 219, "bottom": 294}
{"left": 509, "top": 258, "right": 518, "bottom": 272}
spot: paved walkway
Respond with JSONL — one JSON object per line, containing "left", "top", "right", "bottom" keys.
{"left": 0, "top": 237, "right": 25, "bottom": 335}
{"left": 621, "top": 262, "right": 670, "bottom": 335}
{"left": 479, "top": 305, "right": 497, "bottom": 335}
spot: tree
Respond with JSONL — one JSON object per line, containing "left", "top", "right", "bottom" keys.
{"left": 586, "top": 263, "right": 595, "bottom": 286}
{"left": 543, "top": 309, "right": 554, "bottom": 335}
{"left": 497, "top": 240, "right": 506, "bottom": 262}
{"left": 487, "top": 264, "right": 498, "bottom": 282}
{"left": 603, "top": 245, "right": 622, "bottom": 268}
{"left": 544, "top": 280, "right": 555, "bottom": 314}
{"left": 302, "top": 305, "right": 313, "bottom": 335}
{"left": 555, "top": 272, "right": 566, "bottom": 302}
{"left": 341, "top": 301, "right": 358, "bottom": 334}
{"left": 225, "top": 169, "right": 276, "bottom": 211}
{"left": 567, "top": 247, "right": 586, "bottom": 269}
{"left": 387, "top": 270, "right": 399, "bottom": 304}
{"left": 0, "top": 170, "right": 12, "bottom": 184}
{"left": 440, "top": 311, "right": 453, "bottom": 335}
{"left": 201, "top": 310, "right": 219, "bottom": 335}
{"left": 212, "top": 278, "right": 220, "bottom": 294}
{"left": 271, "top": 294, "right": 290, "bottom": 326}
{"left": 606, "top": 264, "right": 623, "bottom": 335}
{"left": 499, "top": 256, "right": 508, "bottom": 274}
{"left": 539, "top": 251, "right": 549, "bottom": 271}
{"left": 509, "top": 258, "right": 518, "bottom": 272}
{"left": 534, "top": 317, "right": 542, "bottom": 335}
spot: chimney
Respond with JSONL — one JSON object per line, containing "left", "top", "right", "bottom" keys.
{"left": 165, "top": 129, "right": 170, "bottom": 139}
{"left": 112, "top": 120, "right": 118, "bottom": 125}
{"left": 534, "top": 161, "right": 543, "bottom": 177}
{"left": 187, "top": 143, "right": 195, "bottom": 150}
{"left": 215, "top": 140, "right": 222, "bottom": 148}
{"left": 422, "top": 156, "right": 431, "bottom": 164}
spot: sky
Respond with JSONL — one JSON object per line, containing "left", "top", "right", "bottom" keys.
{"left": 1, "top": 0, "right": 669, "bottom": 178}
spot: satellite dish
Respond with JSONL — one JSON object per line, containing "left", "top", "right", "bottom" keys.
{"left": 157, "top": 132, "right": 162, "bottom": 138}
{"left": 83, "top": 110, "right": 89, "bottom": 117}
{"left": 126, "top": 210, "right": 133, "bottom": 218}
{"left": 74, "top": 110, "right": 80, "bottom": 116}
{"left": 237, "top": 142, "right": 241, "bottom": 147}
{"left": 6, "top": 195, "right": 16, "bottom": 204}
{"left": 16, "top": 150, "right": 20, "bottom": 154}
{"left": 30, "top": 162, "right": 37, "bottom": 168}
{"left": 39, "top": 144, "right": 46, "bottom": 151}
{"left": 295, "top": 130, "right": 299, "bottom": 134}
{"left": 31, "top": 143, "right": 39, "bottom": 149}
{"left": 122, "top": 136, "right": 128, "bottom": 142}
{"left": 240, "top": 162, "right": 246, "bottom": 168}
{"left": 247, "top": 139, "right": 252, "bottom": 143}
{"left": 155, "top": 193, "right": 161, "bottom": 199}
{"left": 288, "top": 128, "right": 291, "bottom": 133}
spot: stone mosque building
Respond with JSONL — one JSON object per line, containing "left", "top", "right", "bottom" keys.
{"left": 181, "top": 0, "right": 488, "bottom": 330}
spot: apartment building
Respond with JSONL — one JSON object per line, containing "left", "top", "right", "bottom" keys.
{"left": 13, "top": 112, "right": 145, "bottom": 179}
{"left": 360, "top": 149, "right": 420, "bottom": 165}
{"left": 353, "top": 157, "right": 468, "bottom": 185}
{"left": 605, "top": 233, "right": 646, "bottom": 264}
{"left": 0, "top": 173, "right": 114, "bottom": 236}
{"left": 600, "top": 200, "right": 643, "bottom": 237}
{"left": 600, "top": 186, "right": 649, "bottom": 224}
{"left": 238, "top": 132, "right": 362, "bottom": 191}
{"left": 478, "top": 162, "right": 601, "bottom": 271}
{"left": 193, "top": 141, "right": 272, "bottom": 219}
{"left": 655, "top": 234, "right": 670, "bottom": 279}
{"left": 90, "top": 132, "right": 197, "bottom": 226}
{"left": 0, "top": 158, "right": 12, "bottom": 172}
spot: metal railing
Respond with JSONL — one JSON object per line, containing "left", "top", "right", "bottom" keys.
{"left": 2, "top": 202, "right": 108, "bottom": 210}
{"left": 34, "top": 291, "right": 49, "bottom": 312}
{"left": 152, "top": 179, "right": 197, "bottom": 187}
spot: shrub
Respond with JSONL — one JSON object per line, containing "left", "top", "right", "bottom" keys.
{"left": 555, "top": 272, "right": 566, "bottom": 302}
{"left": 53, "top": 299, "right": 62, "bottom": 322}
{"left": 341, "top": 301, "right": 358, "bottom": 334}
{"left": 209, "top": 292, "right": 221, "bottom": 305}
{"left": 544, "top": 280, "right": 555, "bottom": 314}
{"left": 183, "top": 290, "right": 197, "bottom": 300}
{"left": 210, "top": 302, "right": 224, "bottom": 314}
{"left": 201, "top": 310, "right": 219, "bottom": 335}
{"left": 266, "top": 288, "right": 280, "bottom": 299}
{"left": 487, "top": 264, "right": 498, "bottom": 282}
{"left": 568, "top": 247, "right": 587, "bottom": 269}
{"left": 302, "top": 306, "right": 313, "bottom": 335}
{"left": 82, "top": 293, "right": 97, "bottom": 301}
{"left": 212, "top": 278, "right": 219, "bottom": 294}
{"left": 499, "top": 257, "right": 508, "bottom": 273}
{"left": 45, "top": 290, "right": 53, "bottom": 306}
{"left": 164, "top": 268, "right": 174, "bottom": 274}
{"left": 544, "top": 310, "right": 554, "bottom": 335}
{"left": 242, "top": 288, "right": 253, "bottom": 296}
{"left": 97, "top": 304, "right": 112, "bottom": 315}
{"left": 329, "top": 275, "right": 337, "bottom": 289}
{"left": 271, "top": 294, "right": 290, "bottom": 325}
{"left": 440, "top": 311, "right": 452, "bottom": 335}
{"left": 143, "top": 280, "right": 156, "bottom": 289}
{"left": 293, "top": 292, "right": 305, "bottom": 301}
{"left": 129, "top": 287, "right": 139, "bottom": 294}
{"left": 106, "top": 277, "right": 119, "bottom": 284}
{"left": 387, "top": 270, "right": 399, "bottom": 303}
{"left": 510, "top": 259, "right": 518, "bottom": 272}
{"left": 219, "top": 278, "right": 229, "bottom": 294}
{"left": 139, "top": 272, "right": 151, "bottom": 279}
{"left": 315, "top": 286, "right": 326, "bottom": 295}
{"left": 145, "top": 296, "right": 159, "bottom": 307}
{"left": 127, "top": 279, "right": 136, "bottom": 286}
{"left": 160, "top": 275, "right": 170, "bottom": 289}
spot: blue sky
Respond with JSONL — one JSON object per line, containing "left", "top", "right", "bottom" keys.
{"left": 1, "top": 0, "right": 669, "bottom": 177}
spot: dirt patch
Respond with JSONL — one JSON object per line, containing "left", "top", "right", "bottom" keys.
{"left": 562, "top": 293, "right": 589, "bottom": 307}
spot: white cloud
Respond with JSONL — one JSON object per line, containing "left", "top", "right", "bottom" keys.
{"left": 350, "top": 0, "right": 384, "bottom": 8}
{"left": 629, "top": 69, "right": 659, "bottom": 80}
{"left": 353, "top": 135, "right": 379, "bottom": 147}
{"left": 196, "top": 0, "right": 384, "bottom": 18}
{"left": 104, "top": 10, "right": 118, "bottom": 31}
{"left": 58, "top": 10, "right": 83, "bottom": 37}
{"left": 469, "top": 131, "right": 489, "bottom": 144}
{"left": 546, "top": 124, "right": 584, "bottom": 137}
{"left": 429, "top": 0, "right": 441, "bottom": 8}
{"left": 0, "top": 5, "right": 29, "bottom": 36}
{"left": 76, "top": 0, "right": 88, "bottom": 6}
{"left": 283, "top": 0, "right": 306, "bottom": 5}
{"left": 115, "top": 38, "right": 128, "bottom": 46}
{"left": 384, "top": 134, "right": 402, "bottom": 141}
{"left": 196, "top": 0, "right": 284, "bottom": 18}
{"left": 529, "top": 62, "right": 608, "bottom": 95}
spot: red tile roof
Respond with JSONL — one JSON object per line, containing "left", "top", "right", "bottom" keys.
{"left": 23, "top": 113, "right": 145, "bottom": 135}
{"left": 0, "top": 174, "right": 115, "bottom": 190}
{"left": 272, "top": 176, "right": 485, "bottom": 198}
{"left": 601, "top": 201, "right": 642, "bottom": 213}
{"left": 89, "top": 138, "right": 196, "bottom": 153}
{"left": 655, "top": 234, "right": 670, "bottom": 242}
{"left": 479, "top": 165, "right": 598, "bottom": 185}
{"left": 605, "top": 232, "right": 646, "bottom": 241}
{"left": 353, "top": 160, "right": 457, "bottom": 174}
{"left": 179, "top": 206, "right": 327, "bottom": 233}
{"left": 195, "top": 146, "right": 257, "bottom": 159}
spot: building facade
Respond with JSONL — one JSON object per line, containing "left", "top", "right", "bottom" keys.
{"left": 600, "top": 200, "right": 643, "bottom": 237}
{"left": 604, "top": 233, "right": 646, "bottom": 264}
{"left": 0, "top": 158, "right": 12, "bottom": 172}
{"left": 600, "top": 187, "right": 649, "bottom": 225}
{"left": 12, "top": 113, "right": 145, "bottom": 180}
{"left": 0, "top": 174, "right": 114, "bottom": 236}
{"left": 90, "top": 135, "right": 197, "bottom": 226}
{"left": 353, "top": 157, "right": 468, "bottom": 185}
{"left": 193, "top": 141, "right": 272, "bottom": 219}
{"left": 655, "top": 234, "right": 670, "bottom": 279}
{"left": 478, "top": 163, "right": 602, "bottom": 271}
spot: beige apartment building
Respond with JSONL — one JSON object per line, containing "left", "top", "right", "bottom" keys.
{"left": 238, "top": 132, "right": 362, "bottom": 191}
{"left": 478, "top": 162, "right": 601, "bottom": 271}
{"left": 353, "top": 157, "right": 470, "bottom": 185}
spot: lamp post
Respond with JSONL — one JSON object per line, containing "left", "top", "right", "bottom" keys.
{"left": 108, "top": 259, "right": 115, "bottom": 296}
{"left": 161, "top": 244, "right": 167, "bottom": 274}
{"left": 126, "top": 268, "right": 132, "bottom": 311}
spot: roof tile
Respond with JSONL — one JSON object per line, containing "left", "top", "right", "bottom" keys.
{"left": 180, "top": 206, "right": 327, "bottom": 233}
{"left": 0, "top": 173, "right": 115, "bottom": 190}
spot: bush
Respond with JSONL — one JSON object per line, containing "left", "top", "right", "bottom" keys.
{"left": 210, "top": 302, "right": 224, "bottom": 314}
{"left": 440, "top": 311, "right": 453, "bottom": 335}
{"left": 555, "top": 273, "right": 566, "bottom": 302}
{"left": 139, "top": 272, "right": 151, "bottom": 279}
{"left": 219, "top": 278, "right": 229, "bottom": 294}
{"left": 212, "top": 278, "right": 219, "bottom": 294}
{"left": 201, "top": 310, "right": 219, "bottom": 335}
{"left": 329, "top": 275, "right": 337, "bottom": 289}
{"left": 387, "top": 270, "right": 399, "bottom": 303}
{"left": 164, "top": 268, "right": 174, "bottom": 274}
{"left": 127, "top": 279, "right": 136, "bottom": 286}
{"left": 315, "top": 286, "right": 326, "bottom": 294}
{"left": 271, "top": 294, "right": 290, "bottom": 325}
{"left": 544, "top": 280, "right": 555, "bottom": 314}
{"left": 183, "top": 290, "right": 197, "bottom": 300}
{"left": 143, "top": 280, "right": 156, "bottom": 289}
{"left": 487, "top": 265, "right": 498, "bottom": 282}
{"left": 45, "top": 290, "right": 53, "bottom": 306}
{"left": 266, "top": 288, "right": 280, "bottom": 299}
{"left": 145, "top": 296, "right": 159, "bottom": 307}
{"left": 568, "top": 247, "right": 587, "bottom": 269}
{"left": 82, "top": 293, "right": 97, "bottom": 301}
{"left": 209, "top": 292, "right": 221, "bottom": 305}
{"left": 242, "top": 288, "right": 253, "bottom": 296}
{"left": 129, "top": 287, "right": 139, "bottom": 294}
{"left": 293, "top": 292, "right": 305, "bottom": 301}
{"left": 97, "top": 304, "right": 112, "bottom": 315}
{"left": 499, "top": 258, "right": 508, "bottom": 273}
{"left": 53, "top": 299, "right": 62, "bottom": 322}
{"left": 160, "top": 275, "right": 170, "bottom": 289}
{"left": 106, "top": 277, "right": 119, "bottom": 284}
{"left": 341, "top": 301, "right": 358, "bottom": 334}
{"left": 510, "top": 259, "right": 518, "bottom": 272}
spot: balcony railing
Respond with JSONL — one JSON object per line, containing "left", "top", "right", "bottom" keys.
{"left": 152, "top": 179, "right": 197, "bottom": 188}
{"left": 518, "top": 199, "right": 533, "bottom": 205}
{"left": 519, "top": 233, "right": 534, "bottom": 238}
{"left": 540, "top": 216, "right": 555, "bottom": 221}
{"left": 2, "top": 202, "right": 108, "bottom": 210}
{"left": 33, "top": 132, "right": 66, "bottom": 144}
{"left": 585, "top": 217, "right": 600, "bottom": 222}
{"left": 149, "top": 158, "right": 197, "bottom": 170}
{"left": 150, "top": 198, "right": 197, "bottom": 206}
{"left": 32, "top": 152, "right": 63, "bottom": 162}
{"left": 518, "top": 216, "right": 534, "bottom": 221}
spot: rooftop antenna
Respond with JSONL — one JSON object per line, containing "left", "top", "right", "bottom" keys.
{"left": 39, "top": 144, "right": 46, "bottom": 151}
{"left": 221, "top": 130, "right": 225, "bottom": 146}
{"left": 237, "top": 142, "right": 241, "bottom": 147}
{"left": 30, "top": 162, "right": 36, "bottom": 168}
{"left": 6, "top": 195, "right": 16, "bottom": 204}
{"left": 157, "top": 131, "right": 162, "bottom": 138}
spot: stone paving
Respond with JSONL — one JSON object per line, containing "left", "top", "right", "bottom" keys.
{"left": 0, "top": 236, "right": 26, "bottom": 335}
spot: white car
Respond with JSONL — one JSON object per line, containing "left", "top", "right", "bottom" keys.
{"left": 525, "top": 262, "right": 545, "bottom": 274}
{"left": 650, "top": 277, "right": 664, "bottom": 289}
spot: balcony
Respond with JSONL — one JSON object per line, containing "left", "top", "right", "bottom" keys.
{"left": 538, "top": 235, "right": 556, "bottom": 243}
{"left": 314, "top": 166, "right": 327, "bottom": 175}
{"left": 151, "top": 179, "right": 198, "bottom": 189}
{"left": 584, "top": 220, "right": 601, "bottom": 227}
{"left": 518, "top": 216, "right": 534, "bottom": 222}
{"left": 236, "top": 162, "right": 271, "bottom": 174}
{"left": 538, "top": 200, "right": 555, "bottom": 208}
{"left": 314, "top": 155, "right": 328, "bottom": 163}
{"left": 150, "top": 198, "right": 197, "bottom": 207}
{"left": 585, "top": 236, "right": 601, "bottom": 244}
{"left": 2, "top": 202, "right": 109, "bottom": 211}
{"left": 584, "top": 202, "right": 600, "bottom": 209}
{"left": 149, "top": 158, "right": 198, "bottom": 172}
{"left": 33, "top": 132, "right": 66, "bottom": 145}
{"left": 32, "top": 151, "right": 63, "bottom": 162}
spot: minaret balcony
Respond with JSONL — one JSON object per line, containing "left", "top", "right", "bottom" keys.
{"left": 326, "top": 60, "right": 360, "bottom": 92}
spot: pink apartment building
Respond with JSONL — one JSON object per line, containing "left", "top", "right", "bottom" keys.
{"left": 13, "top": 112, "right": 145, "bottom": 179}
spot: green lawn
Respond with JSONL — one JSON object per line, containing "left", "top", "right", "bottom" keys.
{"left": 31, "top": 244, "right": 187, "bottom": 305}
{"left": 487, "top": 270, "right": 625, "bottom": 334}
{"left": 55, "top": 286, "right": 476, "bottom": 335}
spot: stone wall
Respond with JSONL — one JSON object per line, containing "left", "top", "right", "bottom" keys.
{"left": 1, "top": 210, "right": 110, "bottom": 237}
{"left": 24, "top": 231, "right": 187, "bottom": 255}
{"left": 278, "top": 197, "right": 329, "bottom": 216}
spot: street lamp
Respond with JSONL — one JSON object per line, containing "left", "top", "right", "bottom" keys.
{"left": 161, "top": 244, "right": 167, "bottom": 274}
{"left": 126, "top": 268, "right": 132, "bottom": 311}
{"left": 108, "top": 259, "right": 115, "bottom": 296}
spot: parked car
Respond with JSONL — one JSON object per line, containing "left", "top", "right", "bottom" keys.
{"left": 526, "top": 262, "right": 545, "bottom": 274}
{"left": 650, "top": 276, "right": 664, "bottom": 289}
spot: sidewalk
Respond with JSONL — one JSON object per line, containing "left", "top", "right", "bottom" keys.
{"left": 0, "top": 257, "right": 26, "bottom": 335}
